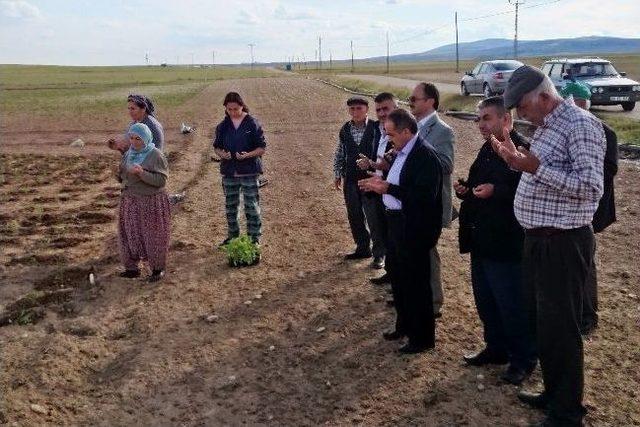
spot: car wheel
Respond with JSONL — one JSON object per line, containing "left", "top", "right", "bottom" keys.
{"left": 483, "top": 83, "right": 492, "bottom": 98}
{"left": 622, "top": 101, "right": 636, "bottom": 111}
{"left": 460, "top": 83, "right": 469, "bottom": 96}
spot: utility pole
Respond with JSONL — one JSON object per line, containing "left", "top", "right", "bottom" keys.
{"left": 455, "top": 12, "right": 460, "bottom": 73}
{"left": 145, "top": 52, "right": 149, "bottom": 66}
{"left": 191, "top": 52, "right": 194, "bottom": 67}
{"left": 350, "top": 40, "right": 354, "bottom": 73}
{"left": 329, "top": 50, "right": 333, "bottom": 71}
{"left": 386, "top": 31, "right": 390, "bottom": 74}
{"left": 176, "top": 55, "right": 179, "bottom": 66}
{"left": 315, "top": 49, "right": 318, "bottom": 70}
{"left": 248, "top": 43, "right": 255, "bottom": 70}
{"left": 509, "top": 0, "right": 524, "bottom": 60}
{"left": 212, "top": 51, "right": 215, "bottom": 68}
{"left": 318, "top": 36, "right": 322, "bottom": 70}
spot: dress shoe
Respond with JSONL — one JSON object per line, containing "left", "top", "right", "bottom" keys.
{"left": 463, "top": 348, "right": 509, "bottom": 366}
{"left": 148, "top": 269, "right": 165, "bottom": 283}
{"left": 370, "top": 273, "right": 391, "bottom": 285}
{"left": 371, "top": 256, "right": 385, "bottom": 269}
{"left": 399, "top": 342, "right": 434, "bottom": 354}
{"left": 344, "top": 250, "right": 372, "bottom": 260}
{"left": 119, "top": 269, "right": 140, "bottom": 278}
{"left": 382, "top": 330, "right": 405, "bottom": 341}
{"left": 501, "top": 365, "right": 533, "bottom": 385}
{"left": 218, "top": 237, "right": 237, "bottom": 248}
{"left": 517, "top": 390, "right": 548, "bottom": 410}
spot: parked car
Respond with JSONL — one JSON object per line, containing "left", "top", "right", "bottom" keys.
{"left": 541, "top": 57, "right": 640, "bottom": 111}
{"left": 460, "top": 60, "right": 524, "bottom": 97}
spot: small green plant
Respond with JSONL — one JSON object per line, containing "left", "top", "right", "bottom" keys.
{"left": 16, "top": 309, "right": 33, "bottom": 325}
{"left": 221, "top": 235, "right": 261, "bottom": 267}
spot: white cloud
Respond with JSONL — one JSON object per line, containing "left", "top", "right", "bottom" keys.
{"left": 237, "top": 9, "right": 260, "bottom": 25}
{"left": 0, "top": 0, "right": 42, "bottom": 20}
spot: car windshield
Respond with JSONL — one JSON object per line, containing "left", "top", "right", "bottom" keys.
{"left": 568, "top": 63, "right": 619, "bottom": 77}
{"left": 492, "top": 61, "right": 523, "bottom": 71}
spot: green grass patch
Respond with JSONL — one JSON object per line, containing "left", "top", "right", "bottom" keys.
{"left": 597, "top": 114, "right": 640, "bottom": 146}
{"left": 0, "top": 65, "right": 277, "bottom": 115}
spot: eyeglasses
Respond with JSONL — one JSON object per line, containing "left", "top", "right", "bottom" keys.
{"left": 407, "top": 96, "right": 428, "bottom": 103}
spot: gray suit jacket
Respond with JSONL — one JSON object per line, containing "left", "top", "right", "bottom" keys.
{"left": 418, "top": 112, "right": 455, "bottom": 227}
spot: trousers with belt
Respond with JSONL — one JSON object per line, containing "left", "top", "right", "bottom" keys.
{"left": 523, "top": 225, "right": 594, "bottom": 426}
{"left": 385, "top": 210, "right": 435, "bottom": 347}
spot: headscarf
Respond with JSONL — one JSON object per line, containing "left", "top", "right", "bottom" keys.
{"left": 127, "top": 94, "right": 156, "bottom": 117}
{"left": 125, "top": 123, "right": 156, "bottom": 165}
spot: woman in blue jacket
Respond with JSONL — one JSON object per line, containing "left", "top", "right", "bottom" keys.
{"left": 213, "top": 92, "right": 266, "bottom": 246}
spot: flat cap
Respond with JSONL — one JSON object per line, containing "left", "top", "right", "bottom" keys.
{"left": 503, "top": 65, "right": 546, "bottom": 109}
{"left": 346, "top": 96, "right": 369, "bottom": 106}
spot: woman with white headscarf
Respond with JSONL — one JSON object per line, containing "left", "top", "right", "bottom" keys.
{"left": 117, "top": 122, "right": 170, "bottom": 282}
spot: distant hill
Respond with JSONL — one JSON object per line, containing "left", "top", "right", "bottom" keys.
{"left": 366, "top": 36, "right": 640, "bottom": 62}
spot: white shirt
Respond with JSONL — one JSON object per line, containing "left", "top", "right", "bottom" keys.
{"left": 383, "top": 134, "right": 418, "bottom": 210}
{"left": 375, "top": 122, "right": 389, "bottom": 177}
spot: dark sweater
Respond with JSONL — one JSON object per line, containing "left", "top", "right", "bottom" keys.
{"left": 457, "top": 130, "right": 529, "bottom": 262}
{"left": 339, "top": 119, "right": 377, "bottom": 182}
{"left": 592, "top": 122, "right": 618, "bottom": 233}
{"left": 213, "top": 114, "right": 266, "bottom": 177}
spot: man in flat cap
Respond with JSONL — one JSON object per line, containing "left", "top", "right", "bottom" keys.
{"left": 494, "top": 65, "right": 605, "bottom": 426}
{"left": 334, "top": 96, "right": 381, "bottom": 262}
{"left": 560, "top": 82, "right": 619, "bottom": 337}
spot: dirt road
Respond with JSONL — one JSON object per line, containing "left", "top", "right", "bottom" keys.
{"left": 1, "top": 76, "right": 639, "bottom": 426}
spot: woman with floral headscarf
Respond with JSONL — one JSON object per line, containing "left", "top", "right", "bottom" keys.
{"left": 117, "top": 122, "right": 170, "bottom": 282}
{"left": 108, "top": 94, "right": 165, "bottom": 153}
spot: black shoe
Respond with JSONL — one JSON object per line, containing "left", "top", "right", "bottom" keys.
{"left": 258, "top": 178, "right": 269, "bottom": 188}
{"left": 370, "top": 273, "right": 391, "bottom": 285}
{"left": 399, "top": 342, "right": 434, "bottom": 354}
{"left": 371, "top": 256, "right": 384, "bottom": 269}
{"left": 501, "top": 365, "right": 532, "bottom": 385}
{"left": 434, "top": 312, "right": 442, "bottom": 319}
{"left": 517, "top": 390, "right": 548, "bottom": 410}
{"left": 581, "top": 322, "right": 598, "bottom": 336}
{"left": 344, "top": 250, "right": 372, "bottom": 260}
{"left": 148, "top": 270, "right": 165, "bottom": 283}
{"left": 463, "top": 348, "right": 509, "bottom": 366}
{"left": 386, "top": 298, "right": 395, "bottom": 307}
{"left": 119, "top": 269, "right": 140, "bottom": 278}
{"left": 383, "top": 330, "right": 405, "bottom": 341}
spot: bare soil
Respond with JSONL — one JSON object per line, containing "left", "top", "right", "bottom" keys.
{"left": 1, "top": 76, "right": 639, "bottom": 426}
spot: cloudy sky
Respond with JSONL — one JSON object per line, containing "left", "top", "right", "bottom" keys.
{"left": 0, "top": 0, "right": 638, "bottom": 65}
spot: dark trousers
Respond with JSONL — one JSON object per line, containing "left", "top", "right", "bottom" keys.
{"left": 386, "top": 210, "right": 435, "bottom": 347}
{"left": 523, "top": 226, "right": 594, "bottom": 426}
{"left": 471, "top": 255, "right": 536, "bottom": 371}
{"left": 582, "top": 240, "right": 599, "bottom": 331}
{"left": 343, "top": 180, "right": 386, "bottom": 257}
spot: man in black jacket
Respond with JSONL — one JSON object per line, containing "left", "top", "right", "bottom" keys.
{"left": 455, "top": 96, "right": 536, "bottom": 384}
{"left": 359, "top": 109, "right": 443, "bottom": 354}
{"left": 560, "top": 82, "right": 619, "bottom": 335}
{"left": 333, "top": 97, "right": 380, "bottom": 261}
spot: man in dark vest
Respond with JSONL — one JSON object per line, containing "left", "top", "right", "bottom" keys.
{"left": 333, "top": 96, "right": 380, "bottom": 261}
{"left": 560, "top": 82, "right": 619, "bottom": 336}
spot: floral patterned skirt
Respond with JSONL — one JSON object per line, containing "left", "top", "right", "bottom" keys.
{"left": 118, "top": 192, "right": 171, "bottom": 271}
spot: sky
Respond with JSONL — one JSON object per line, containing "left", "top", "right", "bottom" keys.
{"left": 0, "top": 0, "right": 638, "bottom": 66}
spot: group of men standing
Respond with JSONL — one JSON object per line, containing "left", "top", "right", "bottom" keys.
{"left": 333, "top": 64, "right": 617, "bottom": 427}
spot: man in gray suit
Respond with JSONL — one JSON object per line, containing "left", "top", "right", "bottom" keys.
{"left": 409, "top": 82, "right": 455, "bottom": 318}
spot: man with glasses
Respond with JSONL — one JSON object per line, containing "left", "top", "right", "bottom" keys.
{"left": 333, "top": 97, "right": 379, "bottom": 261}
{"left": 408, "top": 82, "right": 455, "bottom": 318}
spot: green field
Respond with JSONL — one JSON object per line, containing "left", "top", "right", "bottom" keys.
{"left": 0, "top": 65, "right": 276, "bottom": 115}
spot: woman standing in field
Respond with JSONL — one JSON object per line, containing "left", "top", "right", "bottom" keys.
{"left": 117, "top": 123, "right": 170, "bottom": 282}
{"left": 213, "top": 92, "right": 266, "bottom": 246}
{"left": 108, "top": 94, "right": 164, "bottom": 153}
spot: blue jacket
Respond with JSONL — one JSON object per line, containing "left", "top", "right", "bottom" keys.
{"left": 213, "top": 114, "right": 266, "bottom": 176}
